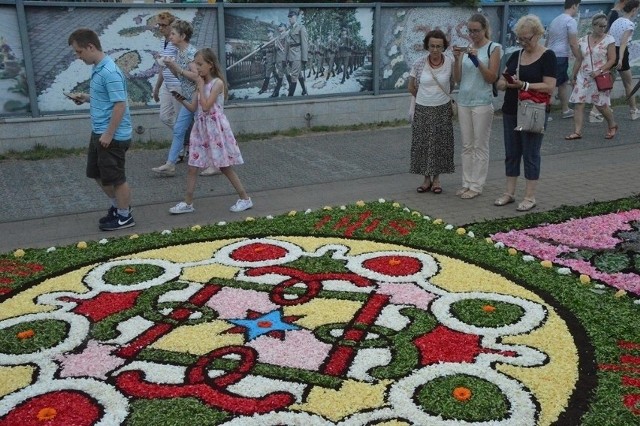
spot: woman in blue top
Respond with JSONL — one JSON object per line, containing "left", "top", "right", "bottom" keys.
{"left": 452, "top": 14, "right": 501, "bottom": 199}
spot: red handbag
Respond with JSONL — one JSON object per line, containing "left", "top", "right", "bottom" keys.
{"left": 589, "top": 38, "right": 613, "bottom": 91}
{"left": 594, "top": 72, "right": 613, "bottom": 91}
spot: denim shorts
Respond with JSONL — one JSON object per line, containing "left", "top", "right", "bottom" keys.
{"left": 86, "top": 132, "right": 131, "bottom": 186}
{"left": 555, "top": 57, "right": 569, "bottom": 86}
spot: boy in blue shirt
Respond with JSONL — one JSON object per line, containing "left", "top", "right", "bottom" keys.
{"left": 67, "top": 28, "right": 135, "bottom": 231}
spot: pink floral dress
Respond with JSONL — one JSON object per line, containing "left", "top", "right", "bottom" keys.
{"left": 188, "top": 78, "right": 244, "bottom": 169}
{"left": 569, "top": 34, "right": 615, "bottom": 106}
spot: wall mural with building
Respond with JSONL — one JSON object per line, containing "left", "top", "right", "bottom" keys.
{"left": 3, "top": 3, "right": 639, "bottom": 117}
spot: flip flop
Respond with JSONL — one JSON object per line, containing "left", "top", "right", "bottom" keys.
{"left": 605, "top": 125, "right": 618, "bottom": 139}
{"left": 564, "top": 133, "right": 582, "bottom": 140}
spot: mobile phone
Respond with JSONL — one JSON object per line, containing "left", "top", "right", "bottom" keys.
{"left": 170, "top": 90, "right": 186, "bottom": 101}
{"left": 63, "top": 91, "right": 77, "bottom": 100}
{"left": 502, "top": 73, "right": 515, "bottom": 84}
{"left": 459, "top": 46, "right": 470, "bottom": 53}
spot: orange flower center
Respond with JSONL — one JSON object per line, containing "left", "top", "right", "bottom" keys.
{"left": 388, "top": 258, "right": 401, "bottom": 266}
{"left": 452, "top": 386, "right": 472, "bottom": 401}
{"left": 17, "top": 329, "right": 35, "bottom": 339}
{"left": 482, "top": 305, "right": 496, "bottom": 313}
{"left": 258, "top": 321, "right": 272, "bottom": 328}
{"left": 254, "top": 247, "right": 265, "bottom": 252}
{"left": 37, "top": 407, "right": 57, "bottom": 421}
{"left": 124, "top": 267, "right": 136, "bottom": 274}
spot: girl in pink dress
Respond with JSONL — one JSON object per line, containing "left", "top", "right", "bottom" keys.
{"left": 169, "top": 48, "right": 252, "bottom": 214}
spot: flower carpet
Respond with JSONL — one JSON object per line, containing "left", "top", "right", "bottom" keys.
{"left": 0, "top": 199, "right": 639, "bottom": 425}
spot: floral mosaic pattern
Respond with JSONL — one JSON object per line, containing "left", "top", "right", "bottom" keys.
{"left": 0, "top": 237, "right": 588, "bottom": 425}
{"left": 491, "top": 210, "right": 640, "bottom": 297}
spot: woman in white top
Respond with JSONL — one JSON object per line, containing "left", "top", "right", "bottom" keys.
{"left": 608, "top": 0, "right": 640, "bottom": 120}
{"left": 408, "top": 29, "right": 455, "bottom": 194}
{"left": 452, "top": 14, "right": 501, "bottom": 199}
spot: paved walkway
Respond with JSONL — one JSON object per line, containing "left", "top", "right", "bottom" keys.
{"left": 1, "top": 106, "right": 638, "bottom": 253}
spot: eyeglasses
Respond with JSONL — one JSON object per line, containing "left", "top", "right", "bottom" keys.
{"left": 428, "top": 45, "right": 444, "bottom": 50}
{"left": 468, "top": 28, "right": 483, "bottom": 34}
{"left": 516, "top": 34, "right": 536, "bottom": 44}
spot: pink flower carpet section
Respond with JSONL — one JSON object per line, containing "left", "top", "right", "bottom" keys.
{"left": 206, "top": 287, "right": 279, "bottom": 319}
{"left": 492, "top": 210, "right": 640, "bottom": 296}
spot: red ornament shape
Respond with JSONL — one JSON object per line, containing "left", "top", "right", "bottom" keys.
{"left": 230, "top": 243, "right": 289, "bottom": 262}
{"left": 0, "top": 390, "right": 101, "bottom": 426}
{"left": 362, "top": 255, "right": 422, "bottom": 276}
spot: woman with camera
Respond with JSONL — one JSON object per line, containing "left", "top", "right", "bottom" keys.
{"left": 452, "top": 14, "right": 501, "bottom": 200}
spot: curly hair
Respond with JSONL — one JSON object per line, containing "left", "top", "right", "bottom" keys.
{"left": 171, "top": 20, "right": 193, "bottom": 42}
{"left": 423, "top": 29, "right": 449, "bottom": 51}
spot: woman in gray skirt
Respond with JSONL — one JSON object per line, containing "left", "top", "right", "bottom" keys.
{"left": 408, "top": 29, "right": 455, "bottom": 194}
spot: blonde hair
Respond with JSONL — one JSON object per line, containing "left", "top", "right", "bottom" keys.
{"left": 514, "top": 15, "right": 545, "bottom": 38}
{"left": 196, "top": 48, "right": 228, "bottom": 100}
{"left": 156, "top": 11, "right": 175, "bottom": 23}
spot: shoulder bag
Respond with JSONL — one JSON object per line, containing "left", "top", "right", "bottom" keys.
{"left": 514, "top": 50, "right": 546, "bottom": 134}
{"left": 428, "top": 58, "right": 457, "bottom": 117}
{"left": 589, "top": 37, "right": 613, "bottom": 91}
{"left": 488, "top": 42, "right": 499, "bottom": 97}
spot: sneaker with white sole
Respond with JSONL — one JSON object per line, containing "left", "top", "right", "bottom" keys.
{"left": 99, "top": 213, "right": 135, "bottom": 231}
{"left": 589, "top": 111, "right": 604, "bottom": 123}
{"left": 152, "top": 162, "right": 176, "bottom": 176}
{"left": 169, "top": 202, "right": 195, "bottom": 214}
{"left": 230, "top": 198, "right": 253, "bottom": 212}
{"left": 630, "top": 109, "right": 640, "bottom": 121}
{"left": 561, "top": 109, "right": 575, "bottom": 119}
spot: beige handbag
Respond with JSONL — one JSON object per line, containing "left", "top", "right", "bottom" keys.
{"left": 514, "top": 50, "right": 546, "bottom": 134}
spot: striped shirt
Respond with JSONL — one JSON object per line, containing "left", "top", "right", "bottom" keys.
{"left": 90, "top": 55, "right": 132, "bottom": 141}
{"left": 161, "top": 39, "right": 180, "bottom": 86}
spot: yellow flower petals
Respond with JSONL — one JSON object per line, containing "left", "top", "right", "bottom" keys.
{"left": 76, "top": 241, "right": 88, "bottom": 249}
{"left": 433, "top": 218, "right": 443, "bottom": 225}
{"left": 245, "top": 217, "right": 255, "bottom": 221}
{"left": 456, "top": 228, "right": 466, "bottom": 235}
{"left": 579, "top": 274, "right": 591, "bottom": 284}
{"left": 508, "top": 248, "right": 518, "bottom": 256}
{"left": 13, "top": 249, "right": 25, "bottom": 258}
{"left": 540, "top": 260, "right": 553, "bottom": 268}
{"left": 614, "top": 289, "right": 627, "bottom": 298}
{"left": 288, "top": 210, "right": 297, "bottom": 216}
{"left": 356, "top": 200, "right": 366, "bottom": 207}
{"left": 323, "top": 206, "right": 332, "bottom": 210}
{"left": 485, "top": 237, "right": 493, "bottom": 243}
{"left": 190, "top": 225, "right": 201, "bottom": 231}
{"left": 129, "top": 234, "right": 139, "bottom": 239}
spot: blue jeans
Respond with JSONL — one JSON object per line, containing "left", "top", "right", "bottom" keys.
{"left": 168, "top": 105, "right": 193, "bottom": 164}
{"left": 502, "top": 113, "right": 544, "bottom": 180}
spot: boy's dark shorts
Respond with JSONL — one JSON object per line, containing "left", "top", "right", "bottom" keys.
{"left": 555, "top": 57, "right": 569, "bottom": 86}
{"left": 615, "top": 46, "right": 630, "bottom": 72}
{"left": 86, "top": 132, "right": 131, "bottom": 186}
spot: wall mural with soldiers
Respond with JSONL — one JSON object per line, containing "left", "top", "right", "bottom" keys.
{"left": 224, "top": 7, "right": 374, "bottom": 100}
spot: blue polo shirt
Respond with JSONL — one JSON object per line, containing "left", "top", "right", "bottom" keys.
{"left": 90, "top": 55, "right": 132, "bottom": 141}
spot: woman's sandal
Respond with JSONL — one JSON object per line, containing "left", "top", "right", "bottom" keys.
{"left": 455, "top": 187, "right": 469, "bottom": 196}
{"left": 417, "top": 184, "right": 432, "bottom": 193}
{"left": 516, "top": 198, "right": 537, "bottom": 212}
{"left": 494, "top": 193, "right": 515, "bottom": 206}
{"left": 461, "top": 190, "right": 480, "bottom": 199}
{"left": 564, "top": 133, "right": 582, "bottom": 140}
{"left": 605, "top": 124, "right": 618, "bottom": 140}
{"left": 432, "top": 186, "right": 443, "bottom": 194}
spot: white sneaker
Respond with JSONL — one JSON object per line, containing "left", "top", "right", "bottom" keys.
{"left": 230, "top": 198, "right": 253, "bottom": 212}
{"left": 200, "top": 166, "right": 221, "bottom": 176}
{"left": 561, "top": 109, "right": 575, "bottom": 119}
{"left": 169, "top": 202, "right": 194, "bottom": 214}
{"left": 589, "top": 111, "right": 604, "bottom": 123}
{"left": 152, "top": 162, "right": 176, "bottom": 176}
{"left": 630, "top": 109, "right": 640, "bottom": 121}
{"left": 547, "top": 116, "right": 553, "bottom": 122}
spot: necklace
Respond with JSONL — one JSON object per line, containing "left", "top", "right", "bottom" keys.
{"left": 428, "top": 55, "right": 444, "bottom": 68}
